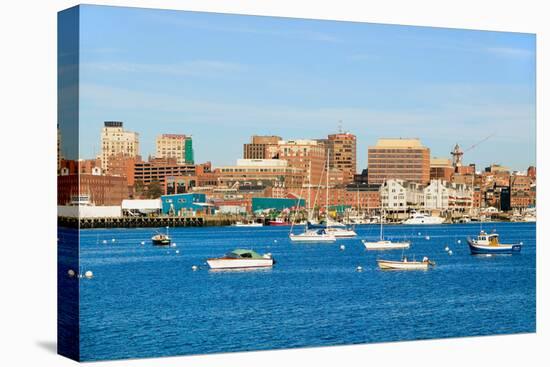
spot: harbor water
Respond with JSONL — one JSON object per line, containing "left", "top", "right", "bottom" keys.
{"left": 59, "top": 222, "right": 536, "bottom": 361}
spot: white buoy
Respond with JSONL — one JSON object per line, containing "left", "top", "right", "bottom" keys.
{"left": 175, "top": 250, "right": 180, "bottom": 254}
{"left": 67, "top": 269, "right": 76, "bottom": 278}
{"left": 192, "top": 265, "right": 198, "bottom": 271}
{"left": 457, "top": 240, "right": 461, "bottom": 244}
{"left": 111, "top": 238, "right": 116, "bottom": 242}
{"left": 448, "top": 250, "right": 453, "bottom": 256}
{"left": 356, "top": 266, "right": 363, "bottom": 272}
{"left": 520, "top": 242, "right": 524, "bottom": 245}
{"left": 340, "top": 245, "right": 346, "bottom": 251}
{"left": 445, "top": 246, "right": 450, "bottom": 252}
{"left": 274, "top": 240, "right": 278, "bottom": 243}
{"left": 84, "top": 270, "right": 93, "bottom": 279}
{"left": 418, "top": 232, "right": 421, "bottom": 236}
{"left": 425, "top": 236, "right": 430, "bottom": 240}
{"left": 102, "top": 240, "right": 107, "bottom": 244}
{"left": 140, "top": 241, "right": 145, "bottom": 245}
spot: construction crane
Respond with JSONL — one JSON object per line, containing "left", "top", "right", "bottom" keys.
{"left": 451, "top": 133, "right": 496, "bottom": 168}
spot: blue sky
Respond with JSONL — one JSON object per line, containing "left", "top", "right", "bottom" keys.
{"left": 77, "top": 5, "right": 536, "bottom": 171}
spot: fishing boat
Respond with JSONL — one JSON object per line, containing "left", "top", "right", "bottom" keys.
{"left": 232, "top": 221, "right": 263, "bottom": 227}
{"left": 269, "top": 218, "right": 291, "bottom": 226}
{"left": 362, "top": 206, "right": 410, "bottom": 250}
{"left": 151, "top": 233, "right": 171, "bottom": 246}
{"left": 290, "top": 229, "right": 336, "bottom": 243}
{"left": 403, "top": 212, "right": 445, "bottom": 225}
{"left": 207, "top": 249, "right": 274, "bottom": 269}
{"left": 467, "top": 230, "right": 522, "bottom": 255}
{"left": 377, "top": 256, "right": 435, "bottom": 270}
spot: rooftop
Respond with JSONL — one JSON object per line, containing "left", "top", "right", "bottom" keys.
{"left": 374, "top": 138, "right": 424, "bottom": 148}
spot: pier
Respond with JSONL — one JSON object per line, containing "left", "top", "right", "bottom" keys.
{"left": 58, "top": 215, "right": 251, "bottom": 229}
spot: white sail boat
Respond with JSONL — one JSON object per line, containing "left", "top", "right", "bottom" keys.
{"left": 362, "top": 204, "right": 409, "bottom": 250}
{"left": 289, "top": 157, "right": 336, "bottom": 243}
{"left": 324, "top": 150, "right": 357, "bottom": 238}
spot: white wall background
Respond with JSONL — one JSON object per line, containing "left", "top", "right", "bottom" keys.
{"left": 0, "top": 1, "right": 547, "bottom": 366}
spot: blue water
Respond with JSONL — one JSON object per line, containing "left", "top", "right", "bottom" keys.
{"left": 60, "top": 222, "right": 536, "bottom": 361}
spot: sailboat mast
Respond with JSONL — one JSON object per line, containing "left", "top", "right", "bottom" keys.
{"left": 326, "top": 150, "right": 330, "bottom": 229}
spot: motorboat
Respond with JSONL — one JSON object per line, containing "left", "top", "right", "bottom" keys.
{"left": 377, "top": 256, "right": 435, "bottom": 270}
{"left": 467, "top": 230, "right": 522, "bottom": 255}
{"left": 403, "top": 212, "right": 445, "bottom": 225}
{"left": 232, "top": 221, "right": 263, "bottom": 227}
{"left": 151, "top": 233, "right": 171, "bottom": 246}
{"left": 207, "top": 249, "right": 274, "bottom": 269}
{"left": 269, "top": 218, "right": 291, "bottom": 226}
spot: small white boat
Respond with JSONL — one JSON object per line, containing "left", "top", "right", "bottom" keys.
{"left": 207, "top": 249, "right": 274, "bottom": 269}
{"left": 232, "top": 221, "right": 263, "bottom": 227}
{"left": 361, "top": 206, "right": 409, "bottom": 250}
{"left": 362, "top": 239, "right": 410, "bottom": 250}
{"left": 403, "top": 212, "right": 445, "bottom": 225}
{"left": 326, "top": 227, "right": 357, "bottom": 238}
{"left": 377, "top": 256, "right": 435, "bottom": 270}
{"left": 290, "top": 229, "right": 336, "bottom": 243}
{"left": 522, "top": 214, "right": 536, "bottom": 222}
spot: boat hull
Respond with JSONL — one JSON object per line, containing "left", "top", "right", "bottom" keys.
{"left": 269, "top": 221, "right": 290, "bottom": 226}
{"left": 377, "top": 259, "right": 430, "bottom": 270}
{"left": 152, "top": 239, "right": 171, "bottom": 246}
{"left": 289, "top": 234, "right": 336, "bottom": 243}
{"left": 362, "top": 240, "right": 410, "bottom": 250}
{"left": 403, "top": 217, "right": 445, "bottom": 225}
{"left": 467, "top": 239, "right": 522, "bottom": 255}
{"left": 327, "top": 228, "right": 357, "bottom": 238}
{"left": 207, "top": 258, "right": 274, "bottom": 269}
{"left": 232, "top": 223, "right": 263, "bottom": 227}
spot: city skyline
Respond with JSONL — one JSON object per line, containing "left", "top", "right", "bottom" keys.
{"left": 76, "top": 5, "right": 535, "bottom": 171}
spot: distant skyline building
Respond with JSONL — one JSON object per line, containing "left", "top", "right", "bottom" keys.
{"left": 100, "top": 121, "right": 140, "bottom": 173}
{"left": 327, "top": 132, "right": 357, "bottom": 184}
{"left": 243, "top": 135, "right": 282, "bottom": 159}
{"left": 367, "top": 138, "right": 430, "bottom": 185}
{"left": 156, "top": 134, "right": 194, "bottom": 165}
{"left": 267, "top": 139, "right": 326, "bottom": 189}
{"left": 430, "top": 157, "right": 454, "bottom": 182}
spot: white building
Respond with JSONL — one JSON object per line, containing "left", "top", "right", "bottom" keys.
{"left": 424, "top": 179, "right": 450, "bottom": 210}
{"left": 100, "top": 121, "right": 140, "bottom": 173}
{"left": 380, "top": 179, "right": 424, "bottom": 211}
{"left": 424, "top": 179, "right": 473, "bottom": 212}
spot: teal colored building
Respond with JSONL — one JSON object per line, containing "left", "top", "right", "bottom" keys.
{"left": 161, "top": 193, "right": 214, "bottom": 215}
{"left": 184, "top": 137, "right": 194, "bottom": 164}
{"left": 252, "top": 197, "right": 305, "bottom": 212}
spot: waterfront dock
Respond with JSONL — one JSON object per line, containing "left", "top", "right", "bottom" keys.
{"left": 58, "top": 215, "right": 252, "bottom": 229}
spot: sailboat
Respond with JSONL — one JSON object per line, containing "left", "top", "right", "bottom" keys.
{"left": 322, "top": 151, "right": 357, "bottom": 238}
{"left": 362, "top": 204, "right": 410, "bottom": 250}
{"left": 289, "top": 154, "right": 336, "bottom": 243}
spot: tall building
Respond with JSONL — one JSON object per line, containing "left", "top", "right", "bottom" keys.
{"left": 243, "top": 135, "right": 282, "bottom": 159}
{"left": 430, "top": 157, "right": 454, "bottom": 181}
{"left": 100, "top": 121, "right": 140, "bottom": 173}
{"left": 155, "top": 134, "right": 194, "bottom": 165}
{"left": 267, "top": 139, "right": 326, "bottom": 189}
{"left": 367, "top": 138, "right": 430, "bottom": 185}
{"left": 327, "top": 132, "right": 356, "bottom": 184}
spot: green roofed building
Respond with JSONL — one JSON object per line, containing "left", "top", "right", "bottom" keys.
{"left": 252, "top": 197, "right": 305, "bottom": 212}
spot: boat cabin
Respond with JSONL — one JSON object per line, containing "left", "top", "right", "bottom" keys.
{"left": 476, "top": 231, "right": 500, "bottom": 246}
